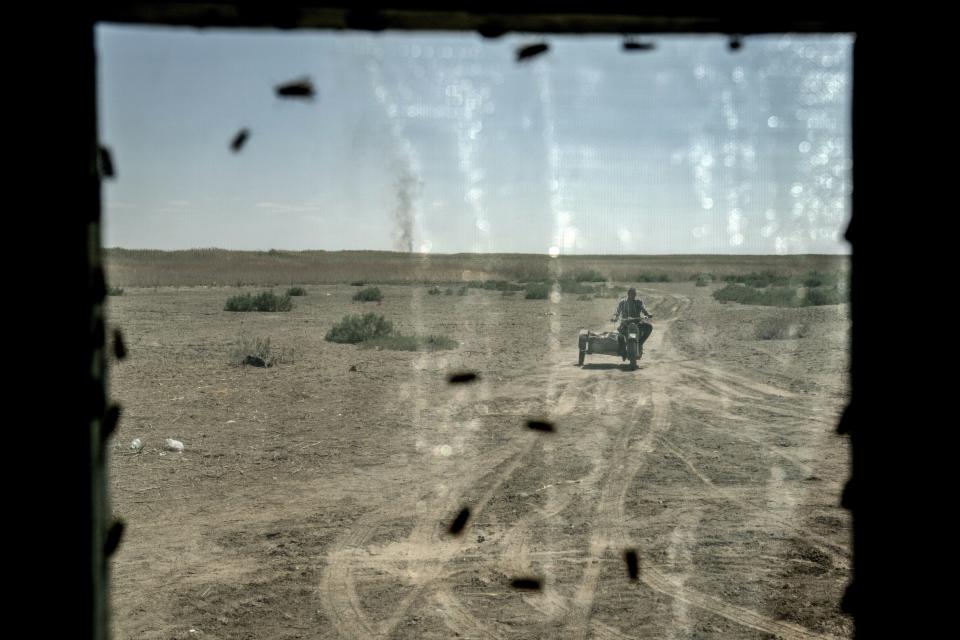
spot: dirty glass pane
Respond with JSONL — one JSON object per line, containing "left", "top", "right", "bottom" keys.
{"left": 99, "top": 25, "right": 852, "bottom": 639}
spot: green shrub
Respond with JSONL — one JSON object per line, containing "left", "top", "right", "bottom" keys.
{"left": 350, "top": 281, "right": 366, "bottom": 286}
{"left": 804, "top": 286, "right": 847, "bottom": 306}
{"left": 525, "top": 283, "right": 551, "bottom": 299}
{"left": 635, "top": 273, "right": 672, "bottom": 283}
{"left": 225, "top": 291, "right": 293, "bottom": 312}
{"left": 353, "top": 287, "right": 383, "bottom": 302}
{"left": 457, "top": 286, "right": 469, "bottom": 296}
{"left": 695, "top": 275, "right": 711, "bottom": 287}
{"left": 427, "top": 286, "right": 442, "bottom": 295}
{"left": 803, "top": 271, "right": 841, "bottom": 288}
{"left": 721, "top": 271, "right": 790, "bottom": 288}
{"left": 482, "top": 280, "right": 525, "bottom": 291}
{"left": 444, "top": 288, "right": 454, "bottom": 295}
{"left": 286, "top": 287, "right": 307, "bottom": 296}
{"left": 325, "top": 313, "right": 394, "bottom": 344}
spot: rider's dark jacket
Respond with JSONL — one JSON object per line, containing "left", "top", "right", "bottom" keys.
{"left": 614, "top": 297, "right": 649, "bottom": 320}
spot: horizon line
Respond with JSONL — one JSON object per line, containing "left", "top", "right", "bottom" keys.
{"left": 103, "top": 247, "right": 851, "bottom": 258}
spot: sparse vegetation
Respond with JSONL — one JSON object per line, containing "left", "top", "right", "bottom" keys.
{"left": 104, "top": 249, "right": 848, "bottom": 287}
{"left": 107, "top": 286, "right": 124, "bottom": 296}
{"left": 230, "top": 335, "right": 295, "bottom": 367}
{"left": 714, "top": 283, "right": 847, "bottom": 307}
{"left": 286, "top": 287, "right": 307, "bottom": 296}
{"left": 502, "top": 290, "right": 517, "bottom": 297}
{"left": 353, "top": 287, "right": 383, "bottom": 302}
{"left": 444, "top": 288, "right": 454, "bottom": 295}
{"left": 456, "top": 286, "right": 469, "bottom": 296}
{"left": 572, "top": 269, "right": 606, "bottom": 282}
{"left": 721, "top": 271, "right": 791, "bottom": 288}
{"left": 557, "top": 279, "right": 598, "bottom": 295}
{"left": 225, "top": 291, "right": 293, "bottom": 312}
{"left": 695, "top": 274, "right": 711, "bottom": 287}
{"left": 325, "top": 313, "right": 394, "bottom": 344}
{"left": 635, "top": 273, "right": 672, "bottom": 283}
{"left": 577, "top": 294, "right": 592, "bottom": 301}
{"left": 359, "top": 334, "right": 458, "bottom": 352}
{"left": 325, "top": 313, "right": 456, "bottom": 351}
{"left": 427, "top": 286, "right": 442, "bottom": 295}
{"left": 755, "top": 317, "right": 808, "bottom": 340}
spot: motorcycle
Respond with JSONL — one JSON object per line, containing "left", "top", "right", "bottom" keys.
{"left": 578, "top": 315, "right": 653, "bottom": 369}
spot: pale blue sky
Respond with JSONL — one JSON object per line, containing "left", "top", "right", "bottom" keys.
{"left": 97, "top": 25, "right": 852, "bottom": 255}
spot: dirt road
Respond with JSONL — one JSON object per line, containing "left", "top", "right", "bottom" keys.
{"left": 107, "top": 283, "right": 851, "bottom": 639}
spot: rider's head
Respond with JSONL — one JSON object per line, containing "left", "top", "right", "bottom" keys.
{"left": 627, "top": 287, "right": 637, "bottom": 300}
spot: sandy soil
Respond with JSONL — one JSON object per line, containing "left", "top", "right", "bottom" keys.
{"left": 106, "top": 282, "right": 851, "bottom": 639}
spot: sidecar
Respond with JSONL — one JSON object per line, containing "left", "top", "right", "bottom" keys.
{"left": 577, "top": 329, "right": 623, "bottom": 366}
{"left": 579, "top": 319, "right": 651, "bottom": 368}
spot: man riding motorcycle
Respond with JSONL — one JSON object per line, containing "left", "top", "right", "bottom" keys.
{"left": 611, "top": 287, "right": 653, "bottom": 359}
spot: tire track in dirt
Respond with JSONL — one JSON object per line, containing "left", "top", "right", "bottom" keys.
{"left": 431, "top": 294, "right": 681, "bottom": 640}
{"left": 561, "top": 299, "right": 842, "bottom": 640}
{"left": 562, "top": 299, "right": 684, "bottom": 640}
{"left": 319, "top": 364, "right": 613, "bottom": 638}
{"left": 321, "top": 289, "right": 843, "bottom": 640}
{"left": 617, "top": 316, "right": 844, "bottom": 639}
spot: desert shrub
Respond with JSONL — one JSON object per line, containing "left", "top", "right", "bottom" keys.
{"left": 353, "top": 286, "right": 383, "bottom": 302}
{"left": 427, "top": 286, "right": 442, "bottom": 295}
{"left": 502, "top": 290, "right": 517, "bottom": 297}
{"left": 572, "top": 269, "right": 606, "bottom": 282}
{"left": 803, "top": 271, "right": 841, "bottom": 288}
{"left": 695, "top": 274, "right": 711, "bottom": 287}
{"left": 107, "top": 286, "right": 124, "bottom": 296}
{"left": 721, "top": 271, "right": 790, "bottom": 288}
{"left": 755, "top": 318, "right": 808, "bottom": 340}
{"left": 444, "top": 288, "right": 454, "bottom": 295}
{"left": 350, "top": 281, "right": 366, "bottom": 286}
{"left": 325, "top": 313, "right": 394, "bottom": 344}
{"left": 577, "top": 294, "right": 592, "bottom": 301}
{"left": 230, "top": 335, "right": 295, "bottom": 366}
{"left": 286, "top": 287, "right": 307, "bottom": 296}
{"left": 635, "top": 273, "right": 672, "bottom": 283}
{"left": 359, "top": 334, "right": 458, "bottom": 352}
{"left": 457, "top": 286, "right": 469, "bottom": 296}
{"left": 525, "top": 283, "right": 551, "bottom": 299}
{"left": 225, "top": 291, "right": 293, "bottom": 312}
{"left": 804, "top": 286, "right": 847, "bottom": 306}
{"left": 482, "top": 280, "right": 525, "bottom": 291}
{"left": 466, "top": 281, "right": 484, "bottom": 289}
